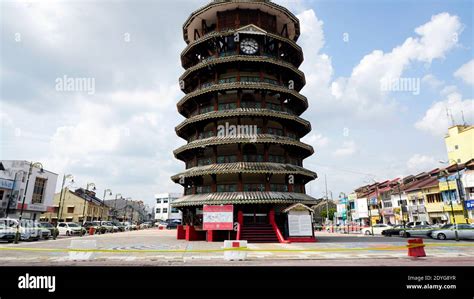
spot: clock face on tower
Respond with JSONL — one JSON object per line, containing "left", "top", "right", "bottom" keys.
{"left": 240, "top": 38, "right": 259, "bottom": 55}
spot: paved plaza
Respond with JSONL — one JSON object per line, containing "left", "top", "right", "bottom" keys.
{"left": 0, "top": 229, "right": 473, "bottom": 266}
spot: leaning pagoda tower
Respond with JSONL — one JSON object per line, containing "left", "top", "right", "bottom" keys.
{"left": 172, "top": 0, "right": 318, "bottom": 242}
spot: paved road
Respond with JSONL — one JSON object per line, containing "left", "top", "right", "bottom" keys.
{"left": 0, "top": 229, "right": 473, "bottom": 266}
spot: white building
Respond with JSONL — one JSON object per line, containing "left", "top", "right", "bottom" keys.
{"left": 0, "top": 160, "right": 58, "bottom": 221}
{"left": 154, "top": 193, "right": 182, "bottom": 221}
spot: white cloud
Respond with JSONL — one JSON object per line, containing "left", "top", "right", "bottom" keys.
{"left": 333, "top": 141, "right": 357, "bottom": 157}
{"left": 454, "top": 59, "right": 474, "bottom": 85}
{"left": 406, "top": 154, "right": 437, "bottom": 173}
{"left": 302, "top": 132, "right": 329, "bottom": 148}
{"left": 299, "top": 12, "right": 462, "bottom": 120}
{"left": 415, "top": 92, "right": 474, "bottom": 136}
{"left": 422, "top": 74, "right": 444, "bottom": 90}
{"left": 297, "top": 9, "right": 325, "bottom": 55}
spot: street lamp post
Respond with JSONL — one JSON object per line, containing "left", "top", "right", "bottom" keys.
{"left": 439, "top": 170, "right": 459, "bottom": 241}
{"left": 81, "top": 183, "right": 96, "bottom": 225}
{"left": 397, "top": 181, "right": 405, "bottom": 228}
{"left": 5, "top": 170, "right": 26, "bottom": 217}
{"left": 122, "top": 197, "right": 131, "bottom": 222}
{"left": 14, "top": 162, "right": 43, "bottom": 244}
{"left": 440, "top": 160, "right": 468, "bottom": 224}
{"left": 101, "top": 188, "right": 112, "bottom": 222}
{"left": 56, "top": 174, "right": 74, "bottom": 229}
{"left": 113, "top": 193, "right": 122, "bottom": 220}
{"left": 365, "top": 186, "right": 375, "bottom": 236}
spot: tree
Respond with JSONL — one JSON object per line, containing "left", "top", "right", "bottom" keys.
{"left": 320, "top": 208, "right": 337, "bottom": 221}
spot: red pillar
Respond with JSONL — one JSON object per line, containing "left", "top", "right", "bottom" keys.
{"left": 207, "top": 230, "right": 215, "bottom": 242}
{"left": 177, "top": 225, "right": 186, "bottom": 239}
{"left": 238, "top": 210, "right": 243, "bottom": 226}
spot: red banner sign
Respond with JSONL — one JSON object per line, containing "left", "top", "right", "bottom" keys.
{"left": 203, "top": 205, "right": 234, "bottom": 230}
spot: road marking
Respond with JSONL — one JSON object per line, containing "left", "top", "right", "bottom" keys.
{"left": 0, "top": 242, "right": 472, "bottom": 255}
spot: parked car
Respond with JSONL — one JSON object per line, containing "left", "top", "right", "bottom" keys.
{"left": 381, "top": 225, "right": 405, "bottom": 237}
{"left": 112, "top": 221, "right": 126, "bottom": 232}
{"left": 361, "top": 224, "right": 393, "bottom": 235}
{"left": 34, "top": 221, "right": 51, "bottom": 240}
{"left": 100, "top": 221, "right": 118, "bottom": 232}
{"left": 39, "top": 222, "right": 59, "bottom": 239}
{"left": 139, "top": 222, "right": 152, "bottom": 229}
{"left": 399, "top": 225, "right": 433, "bottom": 238}
{"left": 57, "top": 222, "right": 83, "bottom": 236}
{"left": 430, "top": 224, "right": 474, "bottom": 240}
{"left": 120, "top": 222, "right": 132, "bottom": 231}
{"left": 405, "top": 221, "right": 431, "bottom": 228}
{"left": 82, "top": 221, "right": 106, "bottom": 234}
{"left": 165, "top": 219, "right": 182, "bottom": 230}
{"left": 0, "top": 219, "right": 16, "bottom": 243}
{"left": 0, "top": 219, "right": 41, "bottom": 241}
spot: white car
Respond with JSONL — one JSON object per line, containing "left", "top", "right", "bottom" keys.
{"left": 57, "top": 222, "right": 83, "bottom": 236}
{"left": 361, "top": 224, "right": 393, "bottom": 235}
{"left": 430, "top": 224, "right": 474, "bottom": 240}
{"left": 34, "top": 221, "right": 51, "bottom": 240}
{"left": 100, "top": 221, "right": 115, "bottom": 233}
{"left": 120, "top": 222, "right": 132, "bottom": 231}
{"left": 0, "top": 219, "right": 16, "bottom": 243}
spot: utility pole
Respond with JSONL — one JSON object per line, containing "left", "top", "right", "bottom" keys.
{"left": 81, "top": 183, "right": 96, "bottom": 225}
{"left": 397, "top": 181, "right": 405, "bottom": 228}
{"left": 325, "top": 174, "right": 329, "bottom": 224}
{"left": 445, "top": 174, "right": 459, "bottom": 241}
{"left": 56, "top": 174, "right": 74, "bottom": 226}
{"left": 14, "top": 162, "right": 43, "bottom": 244}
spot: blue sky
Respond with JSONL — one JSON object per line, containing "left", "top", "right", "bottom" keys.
{"left": 1, "top": 0, "right": 472, "bottom": 207}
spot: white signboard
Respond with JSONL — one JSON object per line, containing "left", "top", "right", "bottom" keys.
{"left": 288, "top": 211, "right": 313, "bottom": 236}
{"left": 356, "top": 198, "right": 368, "bottom": 218}
{"left": 203, "top": 205, "right": 233, "bottom": 230}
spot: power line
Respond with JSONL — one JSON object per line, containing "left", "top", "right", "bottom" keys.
{"left": 312, "top": 162, "right": 376, "bottom": 177}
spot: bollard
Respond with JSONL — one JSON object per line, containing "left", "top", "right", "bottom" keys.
{"left": 223, "top": 240, "right": 247, "bottom": 261}
{"left": 407, "top": 238, "right": 426, "bottom": 258}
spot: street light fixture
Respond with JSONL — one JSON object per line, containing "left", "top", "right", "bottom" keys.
{"left": 56, "top": 174, "right": 74, "bottom": 229}
{"left": 438, "top": 169, "right": 459, "bottom": 241}
{"left": 14, "top": 162, "right": 43, "bottom": 244}
{"left": 113, "top": 193, "right": 122, "bottom": 220}
{"left": 5, "top": 170, "right": 26, "bottom": 217}
{"left": 439, "top": 159, "right": 468, "bottom": 224}
{"left": 81, "top": 182, "right": 96, "bottom": 225}
{"left": 122, "top": 197, "right": 132, "bottom": 222}
{"left": 396, "top": 179, "right": 406, "bottom": 228}
{"left": 101, "top": 188, "right": 112, "bottom": 221}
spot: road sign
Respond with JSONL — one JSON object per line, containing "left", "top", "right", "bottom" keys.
{"left": 466, "top": 200, "right": 474, "bottom": 210}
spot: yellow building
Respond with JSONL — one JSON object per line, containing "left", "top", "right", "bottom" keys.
{"left": 42, "top": 188, "right": 109, "bottom": 223}
{"left": 445, "top": 125, "right": 474, "bottom": 164}
{"left": 438, "top": 178, "right": 465, "bottom": 224}
{"left": 423, "top": 183, "right": 444, "bottom": 224}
